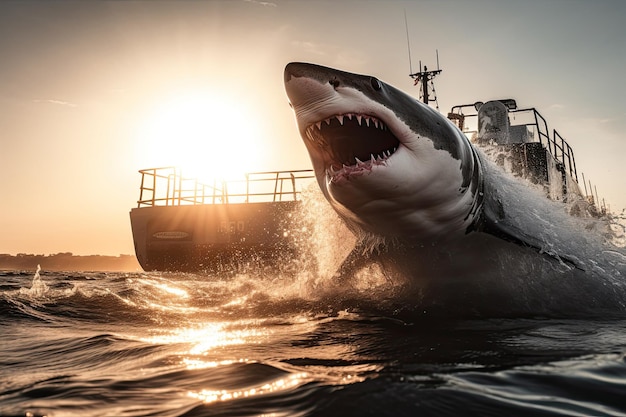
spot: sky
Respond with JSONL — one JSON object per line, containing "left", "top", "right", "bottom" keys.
{"left": 0, "top": 0, "right": 624, "bottom": 256}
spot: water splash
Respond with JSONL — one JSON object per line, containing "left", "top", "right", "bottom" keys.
{"left": 292, "top": 186, "right": 354, "bottom": 278}
{"left": 20, "top": 264, "right": 49, "bottom": 298}
{"left": 607, "top": 209, "right": 626, "bottom": 248}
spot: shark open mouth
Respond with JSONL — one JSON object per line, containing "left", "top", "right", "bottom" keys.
{"left": 305, "top": 113, "right": 400, "bottom": 176}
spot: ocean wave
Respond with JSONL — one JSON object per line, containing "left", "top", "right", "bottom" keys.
{"left": 2, "top": 270, "right": 626, "bottom": 417}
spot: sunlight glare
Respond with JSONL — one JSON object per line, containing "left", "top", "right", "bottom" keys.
{"left": 137, "top": 278, "right": 189, "bottom": 298}
{"left": 188, "top": 372, "right": 309, "bottom": 404}
{"left": 136, "top": 90, "right": 266, "bottom": 182}
{"left": 143, "top": 320, "right": 268, "bottom": 355}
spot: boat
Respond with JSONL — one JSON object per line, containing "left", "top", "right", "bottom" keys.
{"left": 411, "top": 59, "right": 604, "bottom": 216}
{"left": 447, "top": 99, "right": 605, "bottom": 217}
{"left": 129, "top": 168, "right": 314, "bottom": 272}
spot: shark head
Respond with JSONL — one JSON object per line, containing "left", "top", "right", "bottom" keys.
{"left": 284, "top": 62, "right": 482, "bottom": 242}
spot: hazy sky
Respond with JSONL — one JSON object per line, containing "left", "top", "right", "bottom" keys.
{"left": 1, "top": 0, "right": 624, "bottom": 256}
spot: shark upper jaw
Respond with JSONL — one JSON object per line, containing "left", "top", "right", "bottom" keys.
{"left": 304, "top": 111, "right": 401, "bottom": 184}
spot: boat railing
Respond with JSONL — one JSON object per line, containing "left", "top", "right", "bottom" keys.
{"left": 448, "top": 104, "right": 578, "bottom": 182}
{"left": 136, "top": 167, "right": 315, "bottom": 208}
{"left": 447, "top": 103, "right": 612, "bottom": 213}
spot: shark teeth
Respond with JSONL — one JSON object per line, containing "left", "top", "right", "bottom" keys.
{"left": 304, "top": 113, "right": 391, "bottom": 149}
{"left": 305, "top": 112, "right": 400, "bottom": 174}
{"left": 308, "top": 113, "right": 389, "bottom": 133}
{"left": 326, "top": 146, "right": 398, "bottom": 179}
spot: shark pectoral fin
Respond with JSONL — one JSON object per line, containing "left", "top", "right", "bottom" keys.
{"left": 481, "top": 193, "right": 543, "bottom": 249}
{"left": 481, "top": 207, "right": 585, "bottom": 272}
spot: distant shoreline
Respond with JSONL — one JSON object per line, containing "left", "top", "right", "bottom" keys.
{"left": 0, "top": 253, "right": 143, "bottom": 273}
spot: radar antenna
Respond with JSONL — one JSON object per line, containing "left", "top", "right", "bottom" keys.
{"left": 409, "top": 50, "right": 442, "bottom": 109}
{"left": 404, "top": 13, "right": 442, "bottom": 108}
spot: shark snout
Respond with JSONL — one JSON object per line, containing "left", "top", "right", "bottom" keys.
{"left": 284, "top": 62, "right": 334, "bottom": 86}
{"left": 284, "top": 63, "right": 338, "bottom": 114}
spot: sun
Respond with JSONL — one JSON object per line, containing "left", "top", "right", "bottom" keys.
{"left": 135, "top": 89, "right": 266, "bottom": 182}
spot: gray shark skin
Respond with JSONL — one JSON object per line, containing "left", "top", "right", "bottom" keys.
{"left": 284, "top": 62, "right": 626, "bottom": 317}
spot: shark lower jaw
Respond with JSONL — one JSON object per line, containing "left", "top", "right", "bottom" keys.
{"left": 304, "top": 112, "right": 400, "bottom": 183}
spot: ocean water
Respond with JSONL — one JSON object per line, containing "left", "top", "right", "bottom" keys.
{"left": 2, "top": 265, "right": 626, "bottom": 417}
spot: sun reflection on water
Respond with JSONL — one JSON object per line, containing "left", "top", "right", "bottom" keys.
{"left": 151, "top": 281, "right": 189, "bottom": 298}
{"left": 138, "top": 311, "right": 377, "bottom": 407}
{"left": 187, "top": 325, "right": 265, "bottom": 355}
{"left": 141, "top": 319, "right": 317, "bottom": 405}
{"left": 187, "top": 372, "right": 309, "bottom": 404}
{"left": 126, "top": 277, "right": 203, "bottom": 314}
{"left": 182, "top": 358, "right": 243, "bottom": 370}
{"left": 144, "top": 320, "right": 268, "bottom": 354}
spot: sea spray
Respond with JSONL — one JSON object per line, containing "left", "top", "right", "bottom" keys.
{"left": 294, "top": 185, "right": 355, "bottom": 277}
{"left": 20, "top": 264, "right": 48, "bottom": 298}
{"left": 608, "top": 209, "right": 626, "bottom": 248}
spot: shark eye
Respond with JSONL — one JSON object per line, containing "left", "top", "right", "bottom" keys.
{"left": 370, "top": 77, "right": 382, "bottom": 91}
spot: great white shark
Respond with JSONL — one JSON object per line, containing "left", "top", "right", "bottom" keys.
{"left": 284, "top": 62, "right": 626, "bottom": 317}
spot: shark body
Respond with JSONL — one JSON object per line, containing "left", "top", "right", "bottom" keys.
{"left": 284, "top": 62, "right": 625, "bottom": 316}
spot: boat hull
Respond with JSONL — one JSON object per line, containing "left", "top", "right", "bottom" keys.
{"left": 130, "top": 201, "right": 304, "bottom": 273}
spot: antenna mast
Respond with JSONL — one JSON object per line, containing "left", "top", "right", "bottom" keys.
{"left": 404, "top": 10, "right": 413, "bottom": 75}
{"left": 409, "top": 50, "right": 442, "bottom": 107}
{"left": 404, "top": 13, "right": 442, "bottom": 107}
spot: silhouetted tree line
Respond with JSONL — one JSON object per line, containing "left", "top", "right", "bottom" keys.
{"left": 0, "top": 253, "right": 141, "bottom": 272}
